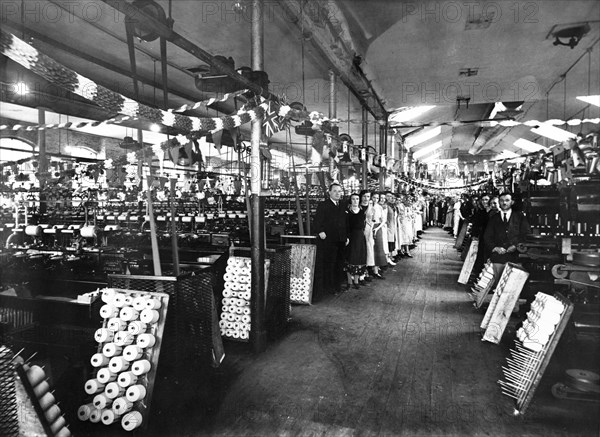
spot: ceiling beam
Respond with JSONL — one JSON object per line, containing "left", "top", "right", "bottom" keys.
{"left": 46, "top": 0, "right": 194, "bottom": 79}
{"left": 276, "top": 0, "right": 387, "bottom": 120}
{"left": 100, "top": 0, "right": 275, "bottom": 101}
{"left": 2, "top": 20, "right": 199, "bottom": 107}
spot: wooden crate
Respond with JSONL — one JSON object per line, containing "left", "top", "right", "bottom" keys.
{"left": 289, "top": 243, "right": 316, "bottom": 305}
{"left": 458, "top": 238, "right": 479, "bottom": 284}
{"left": 481, "top": 263, "right": 530, "bottom": 343}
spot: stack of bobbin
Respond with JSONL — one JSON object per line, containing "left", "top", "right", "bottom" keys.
{"left": 516, "top": 292, "right": 565, "bottom": 352}
{"left": 78, "top": 289, "right": 162, "bottom": 432}
{"left": 290, "top": 267, "right": 312, "bottom": 304}
{"left": 220, "top": 257, "right": 251, "bottom": 341}
{"left": 16, "top": 360, "right": 72, "bottom": 437}
{"left": 469, "top": 261, "right": 494, "bottom": 305}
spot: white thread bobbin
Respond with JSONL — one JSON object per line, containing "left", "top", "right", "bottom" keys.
{"left": 84, "top": 379, "right": 105, "bottom": 395}
{"left": 117, "top": 371, "right": 138, "bottom": 388}
{"left": 125, "top": 384, "right": 147, "bottom": 402}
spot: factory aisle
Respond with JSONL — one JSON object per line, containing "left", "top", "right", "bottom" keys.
{"left": 153, "top": 227, "right": 599, "bottom": 437}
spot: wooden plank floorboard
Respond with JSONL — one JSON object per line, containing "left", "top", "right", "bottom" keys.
{"left": 189, "top": 228, "right": 600, "bottom": 437}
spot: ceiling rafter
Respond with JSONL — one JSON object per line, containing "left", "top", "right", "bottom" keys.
{"left": 100, "top": 0, "right": 276, "bottom": 101}
{"left": 276, "top": 0, "right": 387, "bottom": 120}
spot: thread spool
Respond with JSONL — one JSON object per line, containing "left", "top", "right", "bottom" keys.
{"left": 105, "top": 382, "right": 125, "bottom": 399}
{"left": 223, "top": 289, "right": 233, "bottom": 298}
{"left": 33, "top": 380, "right": 50, "bottom": 397}
{"left": 123, "top": 295, "right": 133, "bottom": 306}
{"left": 44, "top": 404, "right": 61, "bottom": 423}
{"left": 121, "top": 411, "right": 143, "bottom": 431}
{"left": 101, "top": 289, "right": 116, "bottom": 304}
{"left": 125, "top": 384, "right": 147, "bottom": 402}
{"left": 140, "top": 309, "right": 159, "bottom": 324}
{"left": 119, "top": 307, "right": 139, "bottom": 322}
{"left": 131, "top": 359, "right": 151, "bottom": 376}
{"left": 93, "top": 393, "right": 113, "bottom": 410}
{"left": 127, "top": 321, "right": 147, "bottom": 335}
{"left": 123, "top": 345, "right": 143, "bottom": 362}
{"left": 54, "top": 427, "right": 71, "bottom": 437}
{"left": 117, "top": 371, "right": 138, "bottom": 388}
{"left": 114, "top": 331, "right": 134, "bottom": 347}
{"left": 84, "top": 378, "right": 105, "bottom": 395}
{"left": 145, "top": 298, "right": 161, "bottom": 310}
{"left": 112, "top": 396, "right": 133, "bottom": 415}
{"left": 107, "top": 318, "right": 127, "bottom": 332}
{"left": 94, "top": 328, "right": 114, "bottom": 344}
{"left": 26, "top": 365, "right": 46, "bottom": 386}
{"left": 89, "top": 408, "right": 102, "bottom": 423}
{"left": 109, "top": 356, "right": 130, "bottom": 373}
{"left": 101, "top": 409, "right": 121, "bottom": 425}
{"left": 80, "top": 225, "right": 98, "bottom": 238}
{"left": 25, "top": 225, "right": 42, "bottom": 237}
{"left": 78, "top": 403, "right": 94, "bottom": 421}
{"left": 38, "top": 392, "right": 56, "bottom": 410}
{"left": 96, "top": 368, "right": 117, "bottom": 384}
{"left": 102, "top": 343, "right": 123, "bottom": 358}
{"left": 219, "top": 320, "right": 227, "bottom": 329}
{"left": 113, "top": 294, "right": 126, "bottom": 308}
{"left": 132, "top": 296, "right": 148, "bottom": 311}
{"left": 100, "top": 305, "right": 119, "bottom": 319}
{"left": 136, "top": 333, "right": 156, "bottom": 349}
{"left": 242, "top": 307, "right": 250, "bottom": 315}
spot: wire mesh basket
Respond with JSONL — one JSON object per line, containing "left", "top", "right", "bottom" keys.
{"left": 108, "top": 269, "right": 220, "bottom": 374}
{"left": 228, "top": 245, "right": 291, "bottom": 336}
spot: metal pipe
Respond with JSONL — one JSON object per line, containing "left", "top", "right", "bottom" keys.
{"left": 37, "top": 107, "right": 47, "bottom": 213}
{"left": 379, "top": 122, "right": 385, "bottom": 188}
{"left": 362, "top": 106, "right": 368, "bottom": 190}
{"left": 329, "top": 70, "right": 337, "bottom": 120}
{"left": 250, "top": 0, "right": 266, "bottom": 354}
{"left": 100, "top": 0, "right": 274, "bottom": 101}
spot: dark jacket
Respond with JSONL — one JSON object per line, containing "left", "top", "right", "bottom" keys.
{"left": 483, "top": 210, "right": 530, "bottom": 264}
{"left": 314, "top": 199, "right": 348, "bottom": 243}
{"left": 471, "top": 208, "right": 489, "bottom": 238}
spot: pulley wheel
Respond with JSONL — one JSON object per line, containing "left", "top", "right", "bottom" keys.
{"left": 573, "top": 252, "right": 600, "bottom": 268}
{"left": 565, "top": 369, "right": 600, "bottom": 393}
{"left": 551, "top": 264, "right": 569, "bottom": 279}
{"left": 566, "top": 369, "right": 600, "bottom": 384}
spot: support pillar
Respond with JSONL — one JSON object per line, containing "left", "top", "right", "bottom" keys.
{"left": 250, "top": 0, "right": 266, "bottom": 354}
{"left": 37, "top": 108, "right": 48, "bottom": 214}
{"left": 361, "top": 106, "right": 368, "bottom": 190}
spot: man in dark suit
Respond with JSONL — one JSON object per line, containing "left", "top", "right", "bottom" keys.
{"left": 313, "top": 183, "right": 348, "bottom": 297}
{"left": 483, "top": 191, "right": 530, "bottom": 265}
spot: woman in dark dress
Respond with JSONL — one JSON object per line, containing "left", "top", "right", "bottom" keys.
{"left": 344, "top": 193, "right": 367, "bottom": 289}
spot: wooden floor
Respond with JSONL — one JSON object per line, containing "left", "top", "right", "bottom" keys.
{"left": 152, "top": 227, "right": 599, "bottom": 437}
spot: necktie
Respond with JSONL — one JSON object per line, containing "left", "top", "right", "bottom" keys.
{"left": 503, "top": 213, "right": 507, "bottom": 223}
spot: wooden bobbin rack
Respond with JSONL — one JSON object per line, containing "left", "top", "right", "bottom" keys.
{"left": 498, "top": 292, "right": 574, "bottom": 415}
